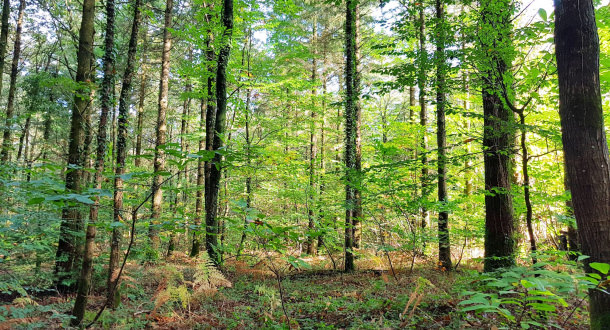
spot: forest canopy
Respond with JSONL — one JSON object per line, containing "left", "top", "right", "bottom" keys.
{"left": 0, "top": 0, "right": 609, "bottom": 328}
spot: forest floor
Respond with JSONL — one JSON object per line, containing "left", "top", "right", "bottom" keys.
{"left": 0, "top": 251, "right": 589, "bottom": 329}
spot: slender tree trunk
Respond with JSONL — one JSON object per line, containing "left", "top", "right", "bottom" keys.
{"left": 307, "top": 17, "right": 318, "bottom": 255}
{"left": 16, "top": 114, "right": 30, "bottom": 162}
{"left": 106, "top": 0, "right": 141, "bottom": 309}
{"left": 192, "top": 14, "right": 215, "bottom": 257}
{"left": 205, "top": 0, "right": 233, "bottom": 265}
{"left": 518, "top": 113, "right": 537, "bottom": 264}
{"left": 480, "top": 0, "right": 516, "bottom": 272}
{"left": 418, "top": 6, "right": 429, "bottom": 231}
{"left": 134, "top": 26, "right": 148, "bottom": 167}
{"left": 317, "top": 43, "right": 328, "bottom": 250}
{"left": 0, "top": 0, "right": 10, "bottom": 100}
{"left": 54, "top": 0, "right": 95, "bottom": 294}
{"left": 149, "top": 0, "right": 174, "bottom": 255}
{"left": 555, "top": 1, "right": 610, "bottom": 327}
{"left": 344, "top": 0, "right": 359, "bottom": 272}
{"left": 352, "top": 5, "right": 363, "bottom": 250}
{"left": 562, "top": 162, "right": 578, "bottom": 259}
{"left": 1, "top": 0, "right": 25, "bottom": 163}
{"left": 435, "top": 0, "right": 452, "bottom": 270}
{"left": 71, "top": 0, "right": 118, "bottom": 322}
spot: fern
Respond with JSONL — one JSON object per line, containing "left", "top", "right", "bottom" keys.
{"left": 193, "top": 255, "right": 232, "bottom": 295}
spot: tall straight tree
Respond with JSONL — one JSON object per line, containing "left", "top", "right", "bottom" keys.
{"left": 435, "top": 0, "right": 451, "bottom": 270}
{"left": 192, "top": 11, "right": 215, "bottom": 257}
{"left": 71, "top": 0, "right": 119, "bottom": 322}
{"left": 150, "top": 0, "right": 174, "bottom": 254}
{"left": 109, "top": 0, "right": 142, "bottom": 307}
{"left": 418, "top": 5, "right": 429, "bottom": 230}
{"left": 554, "top": 0, "right": 610, "bottom": 327}
{"left": 53, "top": 0, "right": 95, "bottom": 293}
{"left": 0, "top": 0, "right": 25, "bottom": 163}
{"left": 0, "top": 0, "right": 10, "bottom": 101}
{"left": 344, "top": 0, "right": 361, "bottom": 272}
{"left": 479, "top": 0, "right": 516, "bottom": 272}
{"left": 206, "top": 0, "right": 233, "bottom": 264}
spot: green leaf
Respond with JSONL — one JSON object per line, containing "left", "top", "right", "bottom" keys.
{"left": 27, "top": 197, "right": 45, "bottom": 205}
{"left": 75, "top": 195, "right": 95, "bottom": 205}
{"left": 590, "top": 262, "right": 610, "bottom": 275}
{"left": 538, "top": 8, "right": 547, "bottom": 21}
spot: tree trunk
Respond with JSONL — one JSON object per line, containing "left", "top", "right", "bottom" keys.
{"left": 480, "top": 0, "right": 516, "bottom": 272}
{"left": 418, "top": 6, "right": 429, "bottom": 232}
{"left": 107, "top": 0, "right": 141, "bottom": 309}
{"left": 554, "top": 1, "right": 610, "bottom": 327}
{"left": 192, "top": 13, "right": 215, "bottom": 257}
{"left": 344, "top": 0, "right": 359, "bottom": 272}
{"left": 134, "top": 26, "right": 149, "bottom": 167}
{"left": 435, "top": 0, "right": 452, "bottom": 271}
{"left": 149, "top": 0, "right": 174, "bottom": 256}
{"left": 518, "top": 113, "right": 537, "bottom": 264}
{"left": 54, "top": 0, "right": 95, "bottom": 293}
{"left": 307, "top": 17, "right": 317, "bottom": 256}
{"left": 71, "top": 0, "right": 119, "bottom": 322}
{"left": 1, "top": 0, "right": 25, "bottom": 163}
{"left": 205, "top": 0, "right": 233, "bottom": 265}
{"left": 0, "top": 0, "right": 10, "bottom": 100}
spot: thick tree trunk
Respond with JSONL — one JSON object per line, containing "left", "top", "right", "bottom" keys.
{"left": 554, "top": 1, "right": 610, "bottom": 327}
{"left": 435, "top": 0, "right": 452, "bottom": 271}
{"left": 54, "top": 0, "right": 95, "bottom": 293}
{"left": 1, "top": 0, "right": 25, "bottom": 163}
{"left": 480, "top": 0, "right": 516, "bottom": 272}
{"left": 205, "top": 0, "right": 233, "bottom": 265}
{"left": 149, "top": 0, "right": 174, "bottom": 255}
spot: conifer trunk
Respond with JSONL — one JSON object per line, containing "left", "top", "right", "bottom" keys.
{"left": 134, "top": 27, "right": 148, "bottom": 167}
{"left": 149, "top": 0, "right": 174, "bottom": 255}
{"left": 0, "top": 0, "right": 10, "bottom": 100}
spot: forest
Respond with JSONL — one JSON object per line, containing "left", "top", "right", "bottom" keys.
{"left": 0, "top": 0, "right": 609, "bottom": 328}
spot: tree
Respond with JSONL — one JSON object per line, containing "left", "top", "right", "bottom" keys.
{"left": 71, "top": 0, "right": 118, "bottom": 322}
{"left": 554, "top": 0, "right": 610, "bottom": 327}
{"left": 108, "top": 0, "right": 142, "bottom": 308}
{"left": 205, "top": 0, "right": 234, "bottom": 264}
{"left": 1, "top": 0, "right": 26, "bottom": 163}
{"left": 435, "top": 0, "right": 451, "bottom": 271}
{"left": 53, "top": 0, "right": 95, "bottom": 293}
{"left": 149, "top": 0, "right": 174, "bottom": 255}
{"left": 344, "top": 0, "right": 361, "bottom": 272}
{"left": 0, "top": 0, "right": 10, "bottom": 100}
{"left": 479, "top": 0, "right": 516, "bottom": 272}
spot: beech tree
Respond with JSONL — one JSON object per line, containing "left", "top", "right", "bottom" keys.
{"left": 555, "top": 0, "right": 610, "bottom": 327}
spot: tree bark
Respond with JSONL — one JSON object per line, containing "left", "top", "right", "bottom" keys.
{"left": 107, "top": 0, "right": 141, "bottom": 309}
{"left": 554, "top": 1, "right": 610, "bottom": 327}
{"left": 480, "top": 0, "right": 516, "bottom": 272}
{"left": 307, "top": 16, "right": 318, "bottom": 256}
{"left": 435, "top": 0, "right": 452, "bottom": 271}
{"left": 54, "top": 0, "right": 95, "bottom": 293}
{"left": 71, "top": 0, "right": 120, "bottom": 322}
{"left": 0, "top": 0, "right": 10, "bottom": 100}
{"left": 149, "top": 0, "right": 174, "bottom": 256}
{"left": 134, "top": 26, "right": 149, "bottom": 167}
{"left": 418, "top": 6, "right": 430, "bottom": 232}
{"left": 206, "top": 0, "right": 233, "bottom": 264}
{"left": 1, "top": 0, "right": 25, "bottom": 163}
{"left": 344, "top": 0, "right": 360, "bottom": 272}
